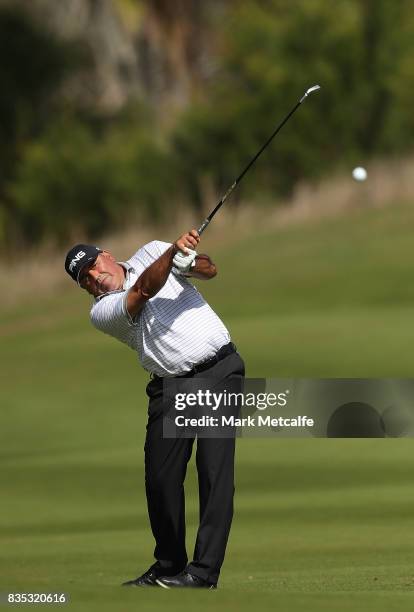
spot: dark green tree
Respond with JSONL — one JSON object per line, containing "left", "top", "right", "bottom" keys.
{"left": 0, "top": 6, "right": 81, "bottom": 244}
{"left": 173, "top": 0, "right": 414, "bottom": 204}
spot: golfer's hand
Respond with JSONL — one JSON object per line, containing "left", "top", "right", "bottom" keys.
{"left": 174, "top": 229, "right": 200, "bottom": 255}
{"left": 173, "top": 249, "right": 198, "bottom": 274}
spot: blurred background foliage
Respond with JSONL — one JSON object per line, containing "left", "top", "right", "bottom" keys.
{"left": 1, "top": 0, "right": 414, "bottom": 250}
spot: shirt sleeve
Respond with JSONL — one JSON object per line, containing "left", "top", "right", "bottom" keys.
{"left": 129, "top": 241, "right": 172, "bottom": 270}
{"left": 90, "top": 291, "right": 138, "bottom": 342}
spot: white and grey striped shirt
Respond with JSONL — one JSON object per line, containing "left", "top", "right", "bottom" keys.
{"left": 90, "top": 241, "right": 230, "bottom": 377}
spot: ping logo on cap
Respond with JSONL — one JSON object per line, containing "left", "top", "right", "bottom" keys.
{"left": 68, "top": 250, "right": 86, "bottom": 272}
{"left": 65, "top": 244, "right": 102, "bottom": 282}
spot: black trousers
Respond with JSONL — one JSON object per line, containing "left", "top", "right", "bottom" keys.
{"left": 144, "top": 351, "right": 245, "bottom": 585}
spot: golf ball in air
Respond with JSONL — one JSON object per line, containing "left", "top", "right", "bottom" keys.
{"left": 352, "top": 166, "right": 367, "bottom": 181}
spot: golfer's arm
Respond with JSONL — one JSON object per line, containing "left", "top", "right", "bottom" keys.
{"left": 126, "top": 245, "right": 177, "bottom": 318}
{"left": 185, "top": 254, "right": 217, "bottom": 280}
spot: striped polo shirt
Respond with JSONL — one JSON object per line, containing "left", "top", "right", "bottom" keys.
{"left": 90, "top": 240, "right": 231, "bottom": 377}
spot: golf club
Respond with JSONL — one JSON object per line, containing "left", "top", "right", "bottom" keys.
{"left": 197, "top": 84, "right": 321, "bottom": 235}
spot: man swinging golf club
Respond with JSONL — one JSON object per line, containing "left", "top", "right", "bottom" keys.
{"left": 65, "top": 229, "right": 245, "bottom": 589}
{"left": 64, "top": 85, "right": 320, "bottom": 589}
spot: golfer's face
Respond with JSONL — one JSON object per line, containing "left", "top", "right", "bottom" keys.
{"left": 79, "top": 253, "right": 124, "bottom": 297}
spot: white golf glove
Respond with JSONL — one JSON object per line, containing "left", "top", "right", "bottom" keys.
{"left": 172, "top": 249, "right": 197, "bottom": 275}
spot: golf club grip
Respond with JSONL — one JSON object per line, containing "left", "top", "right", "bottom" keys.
{"left": 197, "top": 181, "right": 237, "bottom": 234}
{"left": 197, "top": 218, "right": 210, "bottom": 235}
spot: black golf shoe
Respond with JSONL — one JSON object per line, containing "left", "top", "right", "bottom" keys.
{"left": 122, "top": 562, "right": 184, "bottom": 587}
{"left": 156, "top": 571, "right": 217, "bottom": 589}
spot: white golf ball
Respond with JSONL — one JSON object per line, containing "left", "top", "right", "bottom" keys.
{"left": 352, "top": 166, "right": 367, "bottom": 182}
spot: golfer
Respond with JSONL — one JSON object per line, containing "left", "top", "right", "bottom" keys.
{"left": 64, "top": 229, "right": 245, "bottom": 589}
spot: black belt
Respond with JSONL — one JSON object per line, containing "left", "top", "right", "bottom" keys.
{"left": 153, "top": 342, "right": 237, "bottom": 380}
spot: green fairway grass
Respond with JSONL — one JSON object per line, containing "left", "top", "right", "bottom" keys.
{"left": 2, "top": 202, "right": 414, "bottom": 610}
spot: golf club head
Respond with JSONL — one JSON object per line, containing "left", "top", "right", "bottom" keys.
{"left": 300, "top": 84, "right": 321, "bottom": 103}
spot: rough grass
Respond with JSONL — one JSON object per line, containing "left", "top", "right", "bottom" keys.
{"left": 2, "top": 155, "right": 414, "bottom": 309}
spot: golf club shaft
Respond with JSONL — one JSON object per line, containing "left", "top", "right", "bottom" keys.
{"left": 197, "top": 85, "right": 320, "bottom": 235}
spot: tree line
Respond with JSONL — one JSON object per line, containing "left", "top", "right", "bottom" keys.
{"left": 1, "top": 0, "right": 413, "bottom": 251}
